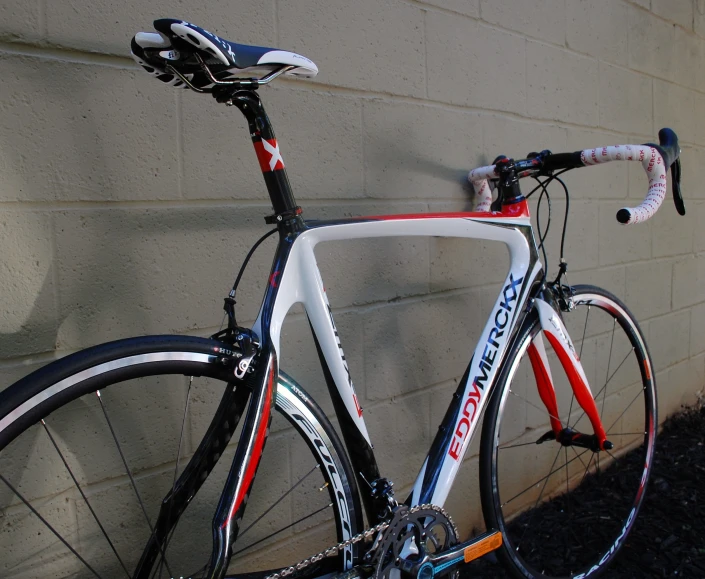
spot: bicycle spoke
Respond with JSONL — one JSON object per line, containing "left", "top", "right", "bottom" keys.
{"left": 579, "top": 452, "right": 595, "bottom": 486}
{"left": 499, "top": 440, "right": 544, "bottom": 451}
{"left": 96, "top": 390, "right": 174, "bottom": 578}
{"left": 232, "top": 503, "right": 333, "bottom": 556}
{"left": 515, "top": 445, "right": 563, "bottom": 550}
{"left": 605, "top": 389, "right": 645, "bottom": 435}
{"left": 501, "top": 446, "right": 589, "bottom": 509}
{"left": 239, "top": 464, "right": 321, "bottom": 540}
{"left": 509, "top": 388, "right": 562, "bottom": 424}
{"left": 570, "top": 445, "right": 588, "bottom": 470}
{"left": 0, "top": 473, "right": 103, "bottom": 579}
{"left": 607, "top": 431, "right": 646, "bottom": 437}
{"left": 155, "top": 376, "right": 193, "bottom": 579}
{"left": 570, "top": 347, "right": 633, "bottom": 430}
{"left": 569, "top": 304, "right": 592, "bottom": 422}
{"left": 600, "top": 319, "right": 617, "bottom": 421}
{"left": 41, "top": 419, "right": 131, "bottom": 579}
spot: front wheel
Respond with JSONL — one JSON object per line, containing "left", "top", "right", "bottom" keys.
{"left": 480, "top": 285, "right": 656, "bottom": 579}
{"left": 0, "top": 335, "right": 362, "bottom": 579}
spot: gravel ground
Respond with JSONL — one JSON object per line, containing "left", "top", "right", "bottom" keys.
{"left": 461, "top": 404, "right": 705, "bottom": 578}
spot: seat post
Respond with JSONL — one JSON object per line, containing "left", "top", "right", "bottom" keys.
{"left": 221, "top": 88, "right": 301, "bottom": 222}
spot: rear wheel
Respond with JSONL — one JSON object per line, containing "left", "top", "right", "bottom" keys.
{"left": 480, "top": 285, "right": 656, "bottom": 579}
{"left": 0, "top": 336, "right": 362, "bottom": 579}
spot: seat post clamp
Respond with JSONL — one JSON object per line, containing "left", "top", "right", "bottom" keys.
{"left": 264, "top": 206, "right": 303, "bottom": 224}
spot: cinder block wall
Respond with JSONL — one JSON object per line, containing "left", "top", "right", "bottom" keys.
{"left": 1, "top": 0, "right": 704, "bottom": 564}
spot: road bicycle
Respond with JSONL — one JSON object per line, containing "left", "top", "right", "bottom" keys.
{"left": 0, "top": 19, "right": 688, "bottom": 579}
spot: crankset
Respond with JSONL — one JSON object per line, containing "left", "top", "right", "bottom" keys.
{"left": 370, "top": 505, "right": 503, "bottom": 579}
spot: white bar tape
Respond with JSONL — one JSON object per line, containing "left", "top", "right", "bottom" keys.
{"left": 467, "top": 165, "right": 497, "bottom": 212}
{"left": 580, "top": 145, "right": 667, "bottom": 224}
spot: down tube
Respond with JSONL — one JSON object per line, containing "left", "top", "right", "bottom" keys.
{"left": 411, "top": 262, "right": 541, "bottom": 508}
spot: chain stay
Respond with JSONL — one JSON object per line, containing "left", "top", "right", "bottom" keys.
{"left": 264, "top": 504, "right": 448, "bottom": 579}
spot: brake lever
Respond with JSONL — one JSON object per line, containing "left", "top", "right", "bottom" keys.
{"left": 671, "top": 158, "right": 685, "bottom": 216}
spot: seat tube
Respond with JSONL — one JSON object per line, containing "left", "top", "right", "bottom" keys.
{"left": 227, "top": 89, "right": 300, "bottom": 218}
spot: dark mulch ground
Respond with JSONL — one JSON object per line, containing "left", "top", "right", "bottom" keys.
{"left": 463, "top": 404, "right": 705, "bottom": 578}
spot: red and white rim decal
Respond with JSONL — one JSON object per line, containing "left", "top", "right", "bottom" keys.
{"left": 254, "top": 138, "right": 285, "bottom": 172}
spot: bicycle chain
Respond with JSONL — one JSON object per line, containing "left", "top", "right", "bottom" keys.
{"left": 263, "top": 504, "right": 453, "bottom": 579}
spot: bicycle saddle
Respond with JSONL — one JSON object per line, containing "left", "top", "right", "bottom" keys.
{"left": 131, "top": 19, "right": 318, "bottom": 90}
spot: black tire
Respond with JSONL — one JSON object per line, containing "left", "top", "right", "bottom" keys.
{"left": 480, "top": 285, "right": 657, "bottom": 579}
{"left": 0, "top": 335, "right": 362, "bottom": 579}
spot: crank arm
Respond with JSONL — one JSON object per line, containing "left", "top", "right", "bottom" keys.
{"left": 404, "top": 530, "right": 503, "bottom": 579}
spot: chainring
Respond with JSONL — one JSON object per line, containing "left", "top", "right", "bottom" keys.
{"left": 373, "top": 505, "right": 459, "bottom": 579}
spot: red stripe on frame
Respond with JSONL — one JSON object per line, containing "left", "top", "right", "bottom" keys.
{"left": 362, "top": 200, "right": 530, "bottom": 221}
{"left": 221, "top": 360, "right": 275, "bottom": 529}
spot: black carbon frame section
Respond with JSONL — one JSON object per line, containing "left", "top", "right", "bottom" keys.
{"left": 309, "top": 323, "right": 382, "bottom": 523}
{"left": 411, "top": 361, "right": 471, "bottom": 506}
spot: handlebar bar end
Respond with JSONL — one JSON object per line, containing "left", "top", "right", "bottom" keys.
{"left": 616, "top": 209, "right": 631, "bottom": 224}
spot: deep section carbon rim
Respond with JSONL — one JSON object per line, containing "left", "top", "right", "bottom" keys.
{"left": 0, "top": 336, "right": 360, "bottom": 579}
{"left": 481, "top": 285, "right": 656, "bottom": 579}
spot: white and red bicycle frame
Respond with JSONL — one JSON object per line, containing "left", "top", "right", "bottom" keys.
{"left": 204, "top": 89, "right": 675, "bottom": 571}
{"left": 229, "top": 199, "right": 609, "bottom": 529}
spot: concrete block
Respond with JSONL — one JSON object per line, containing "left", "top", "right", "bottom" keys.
{"left": 663, "top": 355, "right": 705, "bottom": 418}
{"left": 442, "top": 456, "right": 484, "bottom": 539}
{"left": 696, "top": 1, "right": 705, "bottom": 37}
{"left": 651, "top": 201, "right": 695, "bottom": 258}
{"left": 566, "top": 0, "right": 629, "bottom": 66}
{"left": 53, "top": 205, "right": 272, "bottom": 349}
{"left": 279, "top": 310, "right": 365, "bottom": 412}
{"left": 46, "top": 0, "right": 274, "bottom": 56}
{"left": 363, "top": 290, "right": 485, "bottom": 400}
{"left": 679, "top": 147, "right": 705, "bottom": 199}
{"left": 0, "top": 492, "right": 79, "bottom": 578}
{"left": 628, "top": 6, "right": 676, "bottom": 81}
{"left": 563, "top": 127, "right": 628, "bottom": 202}
{"left": 181, "top": 87, "right": 365, "bottom": 201}
{"left": 420, "top": 0, "right": 479, "bottom": 17}
{"left": 362, "top": 99, "right": 484, "bottom": 200}
{"left": 625, "top": 259, "right": 673, "bottom": 321}
{"left": 0, "top": 422, "right": 74, "bottom": 505}
{"left": 594, "top": 326, "right": 645, "bottom": 396}
{"left": 482, "top": 114, "right": 567, "bottom": 164}
{"left": 527, "top": 41, "right": 598, "bottom": 126}
{"left": 672, "top": 254, "right": 705, "bottom": 309}
{"left": 647, "top": 309, "right": 691, "bottom": 371}
{"left": 690, "top": 301, "right": 705, "bottom": 357}
{"left": 0, "top": 0, "right": 42, "bottom": 43}
{"left": 653, "top": 80, "right": 705, "bottom": 146}
{"left": 480, "top": 0, "right": 565, "bottom": 45}
{"left": 672, "top": 27, "right": 705, "bottom": 92}
{"left": 598, "top": 202, "right": 652, "bottom": 266}
{"left": 0, "top": 211, "right": 59, "bottom": 357}
{"left": 426, "top": 13, "right": 526, "bottom": 113}
{"left": 365, "top": 392, "right": 433, "bottom": 488}
{"left": 695, "top": 203, "right": 705, "bottom": 251}
{"left": 651, "top": 0, "right": 693, "bottom": 30}
{"left": 531, "top": 199, "right": 600, "bottom": 274}
{"left": 278, "top": 0, "right": 425, "bottom": 97}
{"left": 0, "top": 54, "right": 179, "bottom": 203}
{"left": 598, "top": 63, "right": 652, "bottom": 135}
{"left": 568, "top": 266, "right": 626, "bottom": 302}
{"left": 429, "top": 236, "right": 509, "bottom": 293}
{"left": 0, "top": 358, "right": 50, "bottom": 394}
{"left": 316, "top": 236, "right": 430, "bottom": 307}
